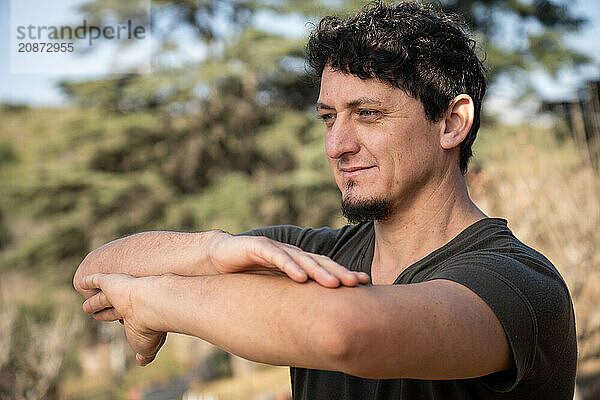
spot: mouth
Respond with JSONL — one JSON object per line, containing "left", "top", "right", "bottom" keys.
{"left": 340, "top": 166, "right": 376, "bottom": 177}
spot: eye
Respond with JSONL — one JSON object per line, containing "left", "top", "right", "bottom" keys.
{"left": 319, "top": 113, "right": 336, "bottom": 126}
{"left": 358, "top": 109, "right": 380, "bottom": 118}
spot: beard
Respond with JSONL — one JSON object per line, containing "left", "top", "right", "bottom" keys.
{"left": 341, "top": 181, "right": 393, "bottom": 224}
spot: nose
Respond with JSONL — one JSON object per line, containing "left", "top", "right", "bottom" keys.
{"left": 325, "top": 115, "right": 360, "bottom": 160}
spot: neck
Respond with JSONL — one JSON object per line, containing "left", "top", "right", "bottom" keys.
{"left": 370, "top": 168, "right": 486, "bottom": 284}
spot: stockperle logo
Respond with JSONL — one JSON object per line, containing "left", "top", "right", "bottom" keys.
{"left": 10, "top": 0, "right": 151, "bottom": 75}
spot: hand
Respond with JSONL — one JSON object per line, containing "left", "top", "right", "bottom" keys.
{"left": 80, "top": 273, "right": 167, "bottom": 366}
{"left": 206, "top": 232, "right": 370, "bottom": 288}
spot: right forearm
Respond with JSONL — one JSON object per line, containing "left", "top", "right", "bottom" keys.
{"left": 74, "top": 229, "right": 370, "bottom": 299}
{"left": 73, "top": 230, "right": 222, "bottom": 297}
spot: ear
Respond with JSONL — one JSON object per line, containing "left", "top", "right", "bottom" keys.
{"left": 440, "top": 94, "right": 474, "bottom": 150}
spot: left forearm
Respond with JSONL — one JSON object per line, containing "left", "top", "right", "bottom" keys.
{"left": 83, "top": 272, "right": 513, "bottom": 379}
{"left": 134, "top": 273, "right": 356, "bottom": 369}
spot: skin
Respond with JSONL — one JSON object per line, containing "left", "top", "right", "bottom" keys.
{"left": 317, "top": 67, "right": 486, "bottom": 283}
{"left": 73, "top": 230, "right": 370, "bottom": 298}
{"left": 75, "top": 68, "right": 513, "bottom": 378}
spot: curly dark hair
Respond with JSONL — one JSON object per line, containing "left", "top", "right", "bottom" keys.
{"left": 306, "top": 1, "right": 487, "bottom": 175}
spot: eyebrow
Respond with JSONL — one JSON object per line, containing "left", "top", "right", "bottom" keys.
{"left": 316, "top": 96, "right": 384, "bottom": 112}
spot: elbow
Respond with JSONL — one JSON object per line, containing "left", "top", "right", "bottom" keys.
{"left": 310, "top": 297, "right": 383, "bottom": 377}
{"left": 315, "top": 320, "right": 386, "bottom": 378}
{"left": 311, "top": 310, "right": 361, "bottom": 372}
{"left": 316, "top": 321, "right": 352, "bottom": 363}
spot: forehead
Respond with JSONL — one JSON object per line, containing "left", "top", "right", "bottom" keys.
{"left": 317, "top": 67, "right": 406, "bottom": 106}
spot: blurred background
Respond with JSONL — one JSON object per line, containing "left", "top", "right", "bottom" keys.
{"left": 0, "top": 0, "right": 599, "bottom": 399}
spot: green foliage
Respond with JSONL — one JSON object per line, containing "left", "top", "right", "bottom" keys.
{"left": 211, "top": 349, "right": 234, "bottom": 380}
{"left": 58, "top": 0, "right": 590, "bottom": 117}
{"left": 0, "top": 141, "right": 18, "bottom": 167}
{"left": 527, "top": 29, "right": 591, "bottom": 76}
{"left": 0, "top": 209, "right": 9, "bottom": 250}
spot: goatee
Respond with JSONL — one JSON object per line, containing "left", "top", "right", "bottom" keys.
{"left": 341, "top": 181, "right": 392, "bottom": 224}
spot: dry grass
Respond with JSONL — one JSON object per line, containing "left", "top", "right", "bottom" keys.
{"left": 0, "top": 277, "right": 83, "bottom": 400}
{"left": 187, "top": 365, "right": 291, "bottom": 400}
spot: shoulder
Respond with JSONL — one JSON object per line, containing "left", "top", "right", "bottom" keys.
{"left": 430, "top": 220, "right": 576, "bottom": 394}
{"left": 432, "top": 218, "right": 570, "bottom": 301}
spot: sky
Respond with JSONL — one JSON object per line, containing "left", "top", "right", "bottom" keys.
{"left": 0, "top": 0, "right": 599, "bottom": 107}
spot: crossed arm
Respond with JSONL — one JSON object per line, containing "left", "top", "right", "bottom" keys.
{"left": 74, "top": 230, "right": 513, "bottom": 379}
{"left": 73, "top": 230, "right": 368, "bottom": 297}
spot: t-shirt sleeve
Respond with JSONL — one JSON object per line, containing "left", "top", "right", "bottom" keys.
{"left": 237, "top": 225, "right": 343, "bottom": 256}
{"left": 429, "top": 251, "right": 574, "bottom": 392}
{"left": 238, "top": 225, "right": 304, "bottom": 245}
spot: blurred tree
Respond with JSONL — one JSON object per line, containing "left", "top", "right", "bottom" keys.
{"left": 60, "top": 0, "right": 590, "bottom": 109}
{"left": 436, "top": 0, "right": 589, "bottom": 79}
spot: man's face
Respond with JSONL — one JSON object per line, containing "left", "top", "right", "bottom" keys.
{"left": 317, "top": 67, "right": 444, "bottom": 221}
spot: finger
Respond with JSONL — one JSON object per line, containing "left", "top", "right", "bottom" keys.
{"left": 251, "top": 239, "right": 357, "bottom": 287}
{"left": 251, "top": 240, "right": 309, "bottom": 282}
{"left": 92, "top": 307, "right": 123, "bottom": 322}
{"left": 136, "top": 352, "right": 156, "bottom": 367}
{"left": 277, "top": 244, "right": 357, "bottom": 288}
{"left": 288, "top": 252, "right": 341, "bottom": 288}
{"left": 356, "top": 272, "right": 371, "bottom": 284}
{"left": 136, "top": 333, "right": 166, "bottom": 366}
{"left": 278, "top": 245, "right": 351, "bottom": 287}
{"left": 83, "top": 291, "right": 112, "bottom": 314}
{"left": 313, "top": 256, "right": 370, "bottom": 287}
{"left": 79, "top": 287, "right": 101, "bottom": 300}
{"left": 245, "top": 266, "right": 287, "bottom": 277}
{"left": 318, "top": 257, "right": 359, "bottom": 286}
{"left": 80, "top": 273, "right": 106, "bottom": 291}
{"left": 279, "top": 243, "right": 369, "bottom": 285}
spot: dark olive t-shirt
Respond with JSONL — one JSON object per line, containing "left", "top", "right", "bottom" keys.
{"left": 243, "top": 218, "right": 577, "bottom": 399}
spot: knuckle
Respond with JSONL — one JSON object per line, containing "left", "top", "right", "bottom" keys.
{"left": 299, "top": 255, "right": 318, "bottom": 270}
{"left": 317, "top": 254, "right": 335, "bottom": 264}
{"left": 256, "top": 236, "right": 272, "bottom": 246}
{"left": 285, "top": 243, "right": 302, "bottom": 252}
{"left": 251, "top": 237, "right": 272, "bottom": 256}
{"left": 283, "top": 259, "right": 299, "bottom": 270}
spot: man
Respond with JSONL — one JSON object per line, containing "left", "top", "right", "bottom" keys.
{"left": 74, "top": 2, "right": 577, "bottom": 399}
